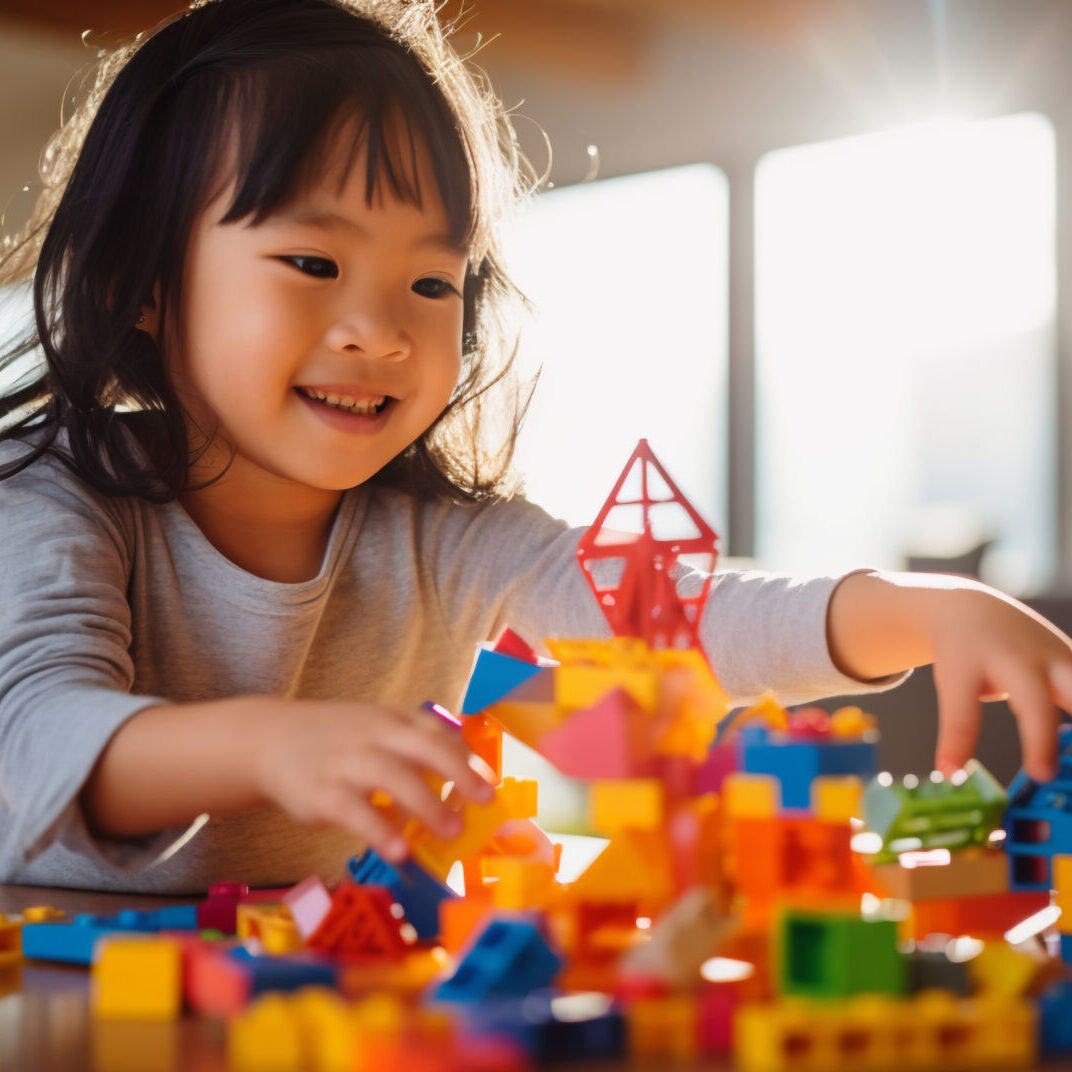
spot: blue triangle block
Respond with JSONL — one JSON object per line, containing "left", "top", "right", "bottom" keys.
{"left": 460, "top": 647, "right": 545, "bottom": 714}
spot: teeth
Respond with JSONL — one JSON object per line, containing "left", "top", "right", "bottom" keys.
{"left": 301, "top": 387, "right": 386, "bottom": 414}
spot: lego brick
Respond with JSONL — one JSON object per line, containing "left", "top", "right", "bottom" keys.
{"left": 1039, "top": 978, "right": 1072, "bottom": 1055}
{"left": 407, "top": 789, "right": 513, "bottom": 881}
{"left": 554, "top": 663, "right": 659, "bottom": 715}
{"left": 777, "top": 908, "right": 905, "bottom": 998}
{"left": 460, "top": 713, "right": 503, "bottom": 782}
{"left": 690, "top": 740, "right": 737, "bottom": 795}
{"left": 967, "top": 939, "right": 1062, "bottom": 998}
{"left": 567, "top": 830, "right": 674, "bottom": 912}
{"left": 810, "top": 775, "right": 863, "bottom": 823}
{"left": 306, "top": 882, "right": 412, "bottom": 961}
{"left": 666, "top": 793, "right": 722, "bottom": 891}
{"left": 197, "top": 881, "right": 251, "bottom": 934}
{"left": 539, "top": 688, "right": 655, "bottom": 779}
{"left": 227, "top": 992, "right": 304, "bottom": 1072}
{"left": 588, "top": 778, "right": 664, "bottom": 833}
{"left": 625, "top": 993, "right": 699, "bottom": 1062}
{"left": 281, "top": 874, "right": 332, "bottom": 939}
{"left": 905, "top": 949, "right": 971, "bottom": 995}
{"left": 339, "top": 947, "right": 448, "bottom": 998}
{"left": 92, "top": 936, "right": 183, "bottom": 1020}
{"left": 906, "top": 889, "right": 1050, "bottom": 940}
{"left": 433, "top": 913, "right": 562, "bottom": 1002}
{"left": 22, "top": 918, "right": 125, "bottom": 965}
{"left": 460, "top": 647, "right": 548, "bottom": 714}
{"left": 738, "top": 723, "right": 877, "bottom": 811}
{"left": 864, "top": 760, "right": 1007, "bottom": 863}
{"left": 348, "top": 848, "right": 455, "bottom": 940}
{"left": 870, "top": 846, "right": 1009, "bottom": 901}
{"left": 722, "top": 772, "right": 780, "bottom": 818}
{"left": 0, "top": 915, "right": 21, "bottom": 965}
{"left": 228, "top": 946, "right": 338, "bottom": 998}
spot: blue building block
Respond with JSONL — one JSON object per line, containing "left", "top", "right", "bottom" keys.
{"left": 347, "top": 848, "right": 456, "bottom": 940}
{"left": 22, "top": 919, "right": 124, "bottom": 964}
{"left": 459, "top": 990, "right": 625, "bottom": 1062}
{"left": 1003, "top": 725, "right": 1072, "bottom": 891}
{"left": 460, "top": 647, "right": 547, "bottom": 715}
{"left": 1039, "top": 979, "right": 1072, "bottom": 1055}
{"left": 434, "top": 914, "right": 562, "bottom": 1003}
{"left": 228, "top": 947, "right": 338, "bottom": 994}
{"left": 737, "top": 723, "right": 877, "bottom": 810}
{"left": 1061, "top": 934, "right": 1072, "bottom": 964}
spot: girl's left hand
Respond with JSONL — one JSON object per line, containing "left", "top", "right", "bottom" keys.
{"left": 828, "top": 571, "right": 1072, "bottom": 783}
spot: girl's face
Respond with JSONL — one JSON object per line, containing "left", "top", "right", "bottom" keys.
{"left": 168, "top": 131, "right": 467, "bottom": 503}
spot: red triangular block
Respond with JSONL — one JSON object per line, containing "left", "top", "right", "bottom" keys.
{"left": 307, "top": 882, "right": 409, "bottom": 961}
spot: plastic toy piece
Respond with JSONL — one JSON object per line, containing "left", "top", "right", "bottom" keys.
{"left": 538, "top": 688, "right": 654, "bottom": 779}
{"left": 339, "top": 947, "right": 449, "bottom": 998}
{"left": 810, "top": 775, "right": 864, "bottom": 823}
{"left": 777, "top": 907, "right": 905, "bottom": 999}
{"left": 575, "top": 439, "right": 719, "bottom": 652}
{"left": 625, "top": 993, "right": 699, "bottom": 1062}
{"left": 589, "top": 778, "right": 664, "bottom": 833}
{"left": 721, "top": 772, "right": 781, "bottom": 819}
{"left": 862, "top": 760, "right": 1007, "bottom": 863}
{"left": 91, "top": 936, "right": 183, "bottom": 1020}
{"left": 869, "top": 846, "right": 1009, "bottom": 901}
{"left": 306, "top": 882, "right": 412, "bottom": 961}
{"left": 905, "top": 948, "right": 971, "bottom": 996}
{"left": 347, "top": 848, "right": 455, "bottom": 941}
{"left": 0, "top": 915, "right": 20, "bottom": 965}
{"left": 567, "top": 831, "right": 674, "bottom": 913}
{"left": 1039, "top": 978, "right": 1072, "bottom": 1056}
{"left": 281, "top": 875, "right": 333, "bottom": 939}
{"left": 433, "top": 914, "right": 562, "bottom": 1003}
{"left": 197, "top": 881, "right": 251, "bottom": 934}
{"left": 491, "top": 626, "right": 540, "bottom": 664}
{"left": 1002, "top": 725, "right": 1072, "bottom": 890}
{"left": 967, "top": 939, "right": 1064, "bottom": 998}
{"left": 738, "top": 722, "right": 877, "bottom": 811}
{"left": 23, "top": 918, "right": 128, "bottom": 965}
{"left": 228, "top": 991, "right": 304, "bottom": 1072}
{"left": 461, "top": 712, "right": 504, "bottom": 782}
{"left": 407, "top": 789, "right": 514, "bottom": 882}
{"left": 460, "top": 647, "right": 550, "bottom": 715}
{"left": 905, "top": 889, "right": 1049, "bottom": 940}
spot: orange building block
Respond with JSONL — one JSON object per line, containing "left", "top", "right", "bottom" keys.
{"left": 907, "top": 889, "right": 1050, "bottom": 940}
{"left": 589, "top": 778, "right": 665, "bottom": 833}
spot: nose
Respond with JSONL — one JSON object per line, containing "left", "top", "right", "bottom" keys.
{"left": 324, "top": 295, "right": 409, "bottom": 362}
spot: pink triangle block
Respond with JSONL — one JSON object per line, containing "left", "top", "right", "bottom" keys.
{"left": 539, "top": 688, "right": 654, "bottom": 779}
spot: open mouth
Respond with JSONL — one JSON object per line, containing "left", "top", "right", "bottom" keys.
{"left": 296, "top": 387, "right": 391, "bottom": 416}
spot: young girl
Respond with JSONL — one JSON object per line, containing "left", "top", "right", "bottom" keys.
{"left": 0, "top": 0, "right": 1069, "bottom": 895}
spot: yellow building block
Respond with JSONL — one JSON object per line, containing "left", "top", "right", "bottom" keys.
{"left": 829, "top": 705, "right": 878, "bottom": 738}
{"left": 340, "top": 948, "right": 448, "bottom": 998}
{"left": 289, "top": 988, "right": 357, "bottom": 1072}
{"left": 568, "top": 830, "right": 675, "bottom": 913}
{"left": 735, "top": 693, "right": 789, "bottom": 732}
{"left": 236, "top": 903, "right": 294, "bottom": 941}
{"left": 484, "top": 857, "right": 558, "bottom": 909}
{"left": 722, "top": 773, "right": 780, "bottom": 819}
{"left": 91, "top": 936, "right": 183, "bottom": 1020}
{"left": 1053, "top": 854, "right": 1072, "bottom": 922}
{"left": 407, "top": 789, "right": 513, "bottom": 880}
{"left": 810, "top": 776, "right": 863, "bottom": 823}
{"left": 497, "top": 777, "right": 538, "bottom": 820}
{"left": 589, "top": 778, "right": 665, "bottom": 833}
{"left": 21, "top": 905, "right": 65, "bottom": 923}
{"left": 554, "top": 663, "right": 660, "bottom": 713}
{"left": 228, "top": 993, "right": 304, "bottom": 1072}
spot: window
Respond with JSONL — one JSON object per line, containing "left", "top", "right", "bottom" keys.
{"left": 754, "top": 113, "right": 1056, "bottom": 591}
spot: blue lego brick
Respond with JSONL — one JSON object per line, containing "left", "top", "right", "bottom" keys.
{"left": 22, "top": 919, "right": 123, "bottom": 964}
{"left": 460, "top": 647, "right": 546, "bottom": 715}
{"left": 347, "top": 848, "right": 455, "bottom": 939}
{"left": 1062, "top": 934, "right": 1072, "bottom": 964}
{"left": 1003, "top": 725, "right": 1072, "bottom": 891}
{"left": 434, "top": 914, "right": 562, "bottom": 1003}
{"left": 1039, "top": 979, "right": 1072, "bottom": 1055}
{"left": 737, "top": 723, "right": 877, "bottom": 810}
{"left": 227, "top": 947, "right": 338, "bottom": 994}
{"left": 148, "top": 904, "right": 200, "bottom": 931}
{"left": 458, "top": 990, "right": 625, "bottom": 1062}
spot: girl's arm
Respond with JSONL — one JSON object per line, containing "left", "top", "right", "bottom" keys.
{"left": 827, "top": 570, "right": 1072, "bottom": 783}
{"left": 80, "top": 695, "right": 495, "bottom": 863}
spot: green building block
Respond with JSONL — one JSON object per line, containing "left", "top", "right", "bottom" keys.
{"left": 778, "top": 908, "right": 906, "bottom": 999}
{"left": 862, "top": 758, "right": 1006, "bottom": 863}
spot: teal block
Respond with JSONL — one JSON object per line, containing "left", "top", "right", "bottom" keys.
{"left": 778, "top": 908, "right": 906, "bottom": 998}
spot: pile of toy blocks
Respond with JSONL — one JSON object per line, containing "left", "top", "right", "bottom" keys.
{"left": 6, "top": 633, "right": 1072, "bottom": 1070}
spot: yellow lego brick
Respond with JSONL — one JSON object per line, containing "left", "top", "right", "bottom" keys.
{"left": 497, "top": 776, "right": 538, "bottom": 820}
{"left": 735, "top": 692, "right": 789, "bottom": 732}
{"left": 829, "top": 705, "right": 878, "bottom": 738}
{"left": 228, "top": 993, "right": 304, "bottom": 1072}
{"left": 21, "top": 905, "right": 65, "bottom": 923}
{"left": 1053, "top": 854, "right": 1072, "bottom": 920}
{"left": 810, "top": 776, "right": 863, "bottom": 823}
{"left": 555, "top": 663, "right": 660, "bottom": 713}
{"left": 627, "top": 993, "right": 699, "bottom": 1062}
{"left": 968, "top": 941, "right": 1044, "bottom": 998}
{"left": 236, "top": 903, "right": 293, "bottom": 941}
{"left": 568, "top": 830, "right": 675, "bottom": 912}
{"left": 545, "top": 635, "right": 652, "bottom": 667}
{"left": 589, "top": 778, "right": 664, "bottom": 832}
{"left": 484, "top": 857, "right": 557, "bottom": 909}
{"left": 970, "top": 993, "right": 1037, "bottom": 1068}
{"left": 91, "top": 936, "right": 183, "bottom": 1021}
{"left": 289, "top": 988, "right": 356, "bottom": 1072}
{"left": 407, "top": 790, "right": 512, "bottom": 880}
{"left": 722, "top": 772, "right": 780, "bottom": 818}
{"left": 340, "top": 948, "right": 448, "bottom": 998}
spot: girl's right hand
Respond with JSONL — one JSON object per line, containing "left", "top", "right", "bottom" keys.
{"left": 252, "top": 698, "right": 496, "bottom": 863}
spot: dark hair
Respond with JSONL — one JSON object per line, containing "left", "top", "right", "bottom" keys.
{"left": 0, "top": 0, "right": 533, "bottom": 501}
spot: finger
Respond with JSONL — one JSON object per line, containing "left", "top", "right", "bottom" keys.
{"left": 385, "top": 720, "right": 496, "bottom": 803}
{"left": 326, "top": 792, "right": 409, "bottom": 863}
{"left": 933, "top": 662, "right": 983, "bottom": 777}
{"left": 1048, "top": 661, "right": 1072, "bottom": 715}
{"left": 1002, "top": 665, "right": 1060, "bottom": 782}
{"left": 352, "top": 751, "right": 463, "bottom": 838}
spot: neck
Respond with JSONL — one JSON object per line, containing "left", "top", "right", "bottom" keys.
{"left": 180, "top": 467, "right": 345, "bottom": 583}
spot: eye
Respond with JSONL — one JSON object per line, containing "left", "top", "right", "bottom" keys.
{"left": 412, "top": 277, "right": 460, "bottom": 300}
{"left": 279, "top": 255, "right": 338, "bottom": 279}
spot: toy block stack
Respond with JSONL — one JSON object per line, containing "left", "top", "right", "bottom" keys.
{"left": 8, "top": 440, "right": 1072, "bottom": 1071}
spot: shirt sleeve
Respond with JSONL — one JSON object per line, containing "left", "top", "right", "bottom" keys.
{"left": 429, "top": 495, "right": 908, "bottom": 707}
{"left": 0, "top": 455, "right": 180, "bottom": 873}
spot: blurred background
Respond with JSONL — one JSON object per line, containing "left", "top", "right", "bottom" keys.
{"left": 2, "top": 0, "right": 1071, "bottom": 795}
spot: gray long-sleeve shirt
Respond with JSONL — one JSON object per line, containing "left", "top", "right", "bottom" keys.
{"left": 0, "top": 448, "right": 900, "bottom": 893}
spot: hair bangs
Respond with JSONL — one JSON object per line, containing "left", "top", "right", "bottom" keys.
{"left": 212, "top": 48, "right": 474, "bottom": 249}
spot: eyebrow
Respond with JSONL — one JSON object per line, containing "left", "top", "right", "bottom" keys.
{"left": 277, "top": 207, "right": 467, "bottom": 256}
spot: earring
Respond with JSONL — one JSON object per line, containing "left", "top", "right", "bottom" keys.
{"left": 136, "top": 315, "right": 145, "bottom": 325}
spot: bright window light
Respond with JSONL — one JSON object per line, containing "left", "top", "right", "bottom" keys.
{"left": 755, "top": 113, "right": 1056, "bottom": 590}
{"left": 506, "top": 164, "right": 729, "bottom": 535}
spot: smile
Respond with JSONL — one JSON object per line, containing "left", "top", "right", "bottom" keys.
{"left": 296, "top": 387, "right": 390, "bottom": 415}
